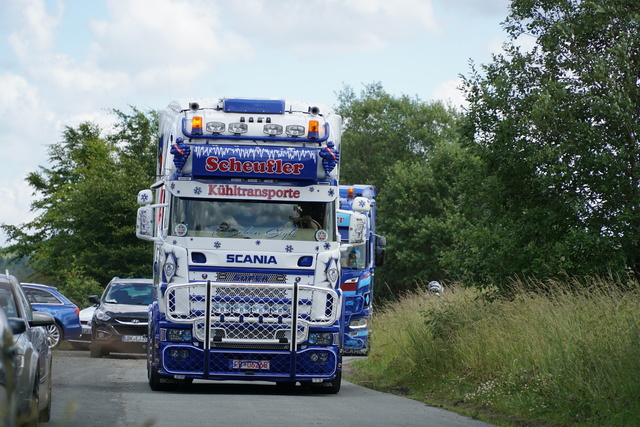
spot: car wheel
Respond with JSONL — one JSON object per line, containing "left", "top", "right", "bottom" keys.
{"left": 90, "top": 343, "right": 103, "bottom": 358}
{"left": 45, "top": 323, "right": 62, "bottom": 349}
{"left": 20, "top": 378, "right": 39, "bottom": 427}
{"left": 38, "top": 367, "right": 52, "bottom": 422}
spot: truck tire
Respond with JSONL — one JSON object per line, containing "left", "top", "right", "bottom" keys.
{"left": 148, "top": 364, "right": 177, "bottom": 391}
{"left": 311, "top": 371, "right": 341, "bottom": 394}
{"left": 147, "top": 332, "right": 177, "bottom": 391}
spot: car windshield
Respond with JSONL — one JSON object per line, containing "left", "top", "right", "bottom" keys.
{"left": 169, "top": 198, "right": 336, "bottom": 242}
{"left": 104, "top": 283, "right": 154, "bottom": 305}
{"left": 0, "top": 284, "right": 18, "bottom": 317}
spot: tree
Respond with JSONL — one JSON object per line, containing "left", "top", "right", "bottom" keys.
{"left": 1, "top": 108, "right": 157, "bottom": 292}
{"left": 336, "top": 83, "right": 461, "bottom": 191}
{"left": 458, "top": 0, "right": 640, "bottom": 286}
{"left": 376, "top": 140, "right": 479, "bottom": 298}
{"left": 336, "top": 83, "right": 467, "bottom": 298}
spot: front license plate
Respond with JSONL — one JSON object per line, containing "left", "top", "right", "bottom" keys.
{"left": 82, "top": 326, "right": 91, "bottom": 335}
{"left": 122, "top": 335, "right": 147, "bottom": 343}
{"left": 231, "top": 360, "right": 270, "bottom": 370}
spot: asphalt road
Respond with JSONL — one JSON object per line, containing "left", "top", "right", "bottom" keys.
{"left": 46, "top": 349, "right": 494, "bottom": 427}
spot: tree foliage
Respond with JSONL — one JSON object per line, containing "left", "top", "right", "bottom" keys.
{"left": 457, "top": 0, "right": 640, "bottom": 286}
{"left": 336, "top": 83, "right": 466, "bottom": 298}
{"left": 1, "top": 108, "right": 157, "bottom": 293}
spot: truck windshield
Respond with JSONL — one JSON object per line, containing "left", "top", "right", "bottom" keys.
{"left": 170, "top": 198, "right": 336, "bottom": 242}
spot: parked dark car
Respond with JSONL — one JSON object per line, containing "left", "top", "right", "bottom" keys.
{"left": 67, "top": 305, "right": 95, "bottom": 350}
{"left": 0, "top": 272, "right": 54, "bottom": 425}
{"left": 89, "top": 278, "right": 155, "bottom": 358}
{"left": 22, "top": 283, "right": 81, "bottom": 349}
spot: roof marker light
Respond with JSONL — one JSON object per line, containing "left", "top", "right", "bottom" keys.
{"left": 308, "top": 120, "right": 320, "bottom": 138}
{"left": 191, "top": 116, "right": 203, "bottom": 135}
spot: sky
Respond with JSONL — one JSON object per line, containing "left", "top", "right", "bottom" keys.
{"left": 0, "top": 0, "right": 510, "bottom": 245}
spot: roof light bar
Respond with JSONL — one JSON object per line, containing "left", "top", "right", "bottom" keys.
{"left": 228, "top": 122, "right": 248, "bottom": 134}
{"left": 286, "top": 125, "right": 305, "bottom": 137}
{"left": 206, "top": 121, "right": 225, "bottom": 134}
{"left": 263, "top": 124, "right": 283, "bottom": 136}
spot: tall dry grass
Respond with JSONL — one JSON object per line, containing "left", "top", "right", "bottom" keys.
{"left": 351, "top": 278, "right": 640, "bottom": 425}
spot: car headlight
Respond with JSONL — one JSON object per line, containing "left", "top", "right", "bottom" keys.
{"left": 94, "top": 309, "right": 111, "bottom": 322}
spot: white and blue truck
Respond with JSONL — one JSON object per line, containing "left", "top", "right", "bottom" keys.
{"left": 136, "top": 98, "right": 345, "bottom": 393}
{"left": 338, "top": 185, "right": 386, "bottom": 355}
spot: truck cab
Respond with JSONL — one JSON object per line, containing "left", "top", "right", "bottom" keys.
{"left": 338, "top": 185, "right": 386, "bottom": 355}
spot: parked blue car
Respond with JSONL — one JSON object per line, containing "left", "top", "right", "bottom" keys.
{"left": 22, "top": 283, "right": 81, "bottom": 348}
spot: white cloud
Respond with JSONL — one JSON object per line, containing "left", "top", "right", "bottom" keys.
{"left": 0, "top": 72, "right": 52, "bottom": 169}
{"left": 432, "top": 78, "right": 467, "bottom": 109}
{"left": 86, "top": 0, "right": 253, "bottom": 95}
{"left": 0, "top": 176, "right": 39, "bottom": 245}
{"left": 224, "top": 0, "right": 440, "bottom": 54}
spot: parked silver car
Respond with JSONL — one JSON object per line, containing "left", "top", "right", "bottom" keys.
{"left": 0, "top": 306, "right": 18, "bottom": 427}
{"left": 0, "top": 272, "right": 55, "bottom": 425}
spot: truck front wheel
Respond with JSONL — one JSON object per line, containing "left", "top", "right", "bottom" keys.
{"left": 311, "top": 371, "right": 341, "bottom": 394}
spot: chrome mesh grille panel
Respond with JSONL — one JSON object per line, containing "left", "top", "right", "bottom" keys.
{"left": 164, "top": 282, "right": 339, "bottom": 346}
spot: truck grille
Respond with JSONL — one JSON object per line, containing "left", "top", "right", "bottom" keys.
{"left": 165, "top": 282, "right": 339, "bottom": 345}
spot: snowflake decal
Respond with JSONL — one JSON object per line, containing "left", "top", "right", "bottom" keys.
{"left": 140, "top": 193, "right": 150, "bottom": 203}
{"left": 170, "top": 183, "right": 176, "bottom": 190}
{"left": 328, "top": 188, "right": 335, "bottom": 197}
{"left": 359, "top": 199, "right": 367, "bottom": 208}
{"left": 255, "top": 240, "right": 261, "bottom": 246}
{"left": 285, "top": 245, "right": 294, "bottom": 253}
{"left": 324, "top": 243, "right": 331, "bottom": 250}
{"left": 214, "top": 241, "right": 221, "bottom": 249}
{"left": 194, "top": 186, "right": 202, "bottom": 195}
{"left": 309, "top": 187, "right": 315, "bottom": 192}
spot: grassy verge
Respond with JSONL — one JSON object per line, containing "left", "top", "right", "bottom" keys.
{"left": 344, "top": 278, "right": 640, "bottom": 426}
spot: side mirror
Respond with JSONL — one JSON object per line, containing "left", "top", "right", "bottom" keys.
{"left": 88, "top": 295, "right": 100, "bottom": 305}
{"left": 348, "top": 212, "right": 367, "bottom": 244}
{"left": 8, "top": 318, "right": 27, "bottom": 335}
{"left": 136, "top": 206, "right": 156, "bottom": 241}
{"left": 30, "top": 311, "right": 55, "bottom": 327}
{"left": 352, "top": 196, "right": 371, "bottom": 213}
{"left": 374, "top": 234, "right": 386, "bottom": 267}
{"left": 137, "top": 189, "right": 153, "bottom": 205}
{"left": 375, "top": 247, "right": 386, "bottom": 267}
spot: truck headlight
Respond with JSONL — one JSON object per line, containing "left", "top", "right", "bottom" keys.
{"left": 308, "top": 332, "right": 333, "bottom": 345}
{"left": 349, "top": 318, "right": 368, "bottom": 329}
{"left": 165, "top": 328, "right": 192, "bottom": 342}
